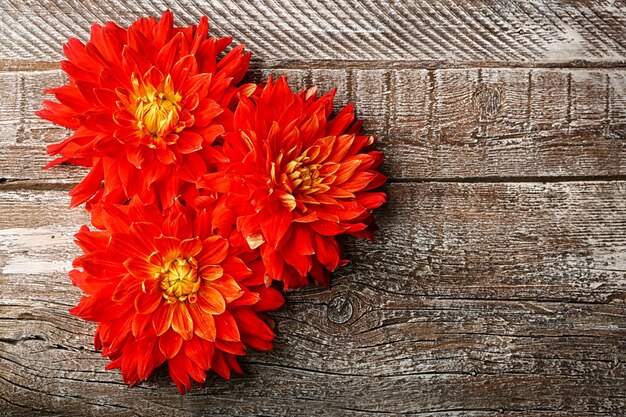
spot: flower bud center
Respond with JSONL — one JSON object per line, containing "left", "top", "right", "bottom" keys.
{"left": 285, "top": 154, "right": 328, "bottom": 195}
{"left": 130, "top": 74, "right": 182, "bottom": 139}
{"left": 160, "top": 257, "right": 200, "bottom": 303}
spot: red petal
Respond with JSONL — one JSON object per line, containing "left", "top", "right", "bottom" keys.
{"left": 314, "top": 234, "right": 341, "bottom": 272}
{"left": 123, "top": 257, "right": 158, "bottom": 280}
{"left": 221, "top": 256, "right": 252, "bottom": 278}
{"left": 168, "top": 355, "right": 191, "bottom": 394}
{"left": 194, "top": 99, "right": 223, "bottom": 125}
{"left": 180, "top": 237, "right": 202, "bottom": 258}
{"left": 127, "top": 146, "right": 147, "bottom": 169}
{"left": 253, "top": 286, "right": 285, "bottom": 311}
{"left": 108, "top": 233, "right": 149, "bottom": 259}
{"left": 183, "top": 335, "right": 213, "bottom": 370}
{"left": 136, "top": 336, "right": 164, "bottom": 380}
{"left": 214, "top": 311, "right": 240, "bottom": 342}
{"left": 159, "top": 329, "right": 183, "bottom": 359}
{"left": 79, "top": 253, "right": 126, "bottom": 279}
{"left": 198, "top": 236, "right": 229, "bottom": 265}
{"left": 111, "top": 273, "right": 140, "bottom": 303}
{"left": 134, "top": 290, "right": 162, "bottom": 314}
{"left": 234, "top": 309, "right": 274, "bottom": 340}
{"left": 169, "top": 212, "right": 193, "bottom": 239}
{"left": 156, "top": 148, "right": 177, "bottom": 165}
{"left": 175, "top": 131, "right": 203, "bottom": 154}
{"left": 341, "top": 171, "right": 377, "bottom": 192}
{"left": 130, "top": 222, "right": 161, "bottom": 242}
{"left": 229, "top": 291, "right": 260, "bottom": 307}
{"left": 154, "top": 236, "right": 181, "bottom": 260}
{"left": 211, "top": 350, "right": 231, "bottom": 380}
{"left": 152, "top": 304, "right": 174, "bottom": 336}
{"left": 215, "top": 339, "right": 245, "bottom": 355}
{"left": 310, "top": 220, "right": 347, "bottom": 236}
{"left": 132, "top": 313, "right": 152, "bottom": 337}
{"left": 260, "top": 209, "right": 292, "bottom": 249}
{"left": 68, "top": 162, "right": 104, "bottom": 207}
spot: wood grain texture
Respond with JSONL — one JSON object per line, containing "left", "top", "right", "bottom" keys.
{"left": 1, "top": 0, "right": 626, "bottom": 415}
{"left": 1, "top": 184, "right": 625, "bottom": 416}
{"left": 1, "top": 0, "right": 626, "bottom": 67}
{"left": 2, "top": 67, "right": 626, "bottom": 184}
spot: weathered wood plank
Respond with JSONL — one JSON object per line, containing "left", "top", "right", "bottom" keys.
{"left": 0, "top": 0, "right": 625, "bottom": 67}
{"left": 1, "top": 183, "right": 625, "bottom": 416}
{"left": 3, "top": 67, "right": 626, "bottom": 183}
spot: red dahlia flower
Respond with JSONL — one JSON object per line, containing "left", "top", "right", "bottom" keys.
{"left": 38, "top": 11, "right": 251, "bottom": 209}
{"left": 200, "top": 78, "right": 387, "bottom": 289}
{"left": 70, "top": 198, "right": 283, "bottom": 393}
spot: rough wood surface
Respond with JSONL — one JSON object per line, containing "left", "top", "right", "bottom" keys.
{"left": 1, "top": 0, "right": 626, "bottom": 67}
{"left": 1, "top": 1, "right": 626, "bottom": 416}
{"left": 1, "top": 184, "right": 625, "bottom": 416}
{"left": 2, "top": 67, "right": 626, "bottom": 183}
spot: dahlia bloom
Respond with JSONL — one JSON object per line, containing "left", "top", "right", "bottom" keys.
{"left": 38, "top": 11, "right": 250, "bottom": 209}
{"left": 70, "top": 198, "right": 283, "bottom": 393}
{"left": 199, "top": 78, "right": 386, "bottom": 289}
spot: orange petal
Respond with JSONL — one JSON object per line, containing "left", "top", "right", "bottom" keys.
{"left": 152, "top": 304, "right": 174, "bottom": 336}
{"left": 171, "top": 303, "right": 194, "bottom": 340}
{"left": 200, "top": 265, "right": 224, "bottom": 281}
{"left": 189, "top": 304, "right": 217, "bottom": 341}
{"left": 197, "top": 286, "right": 226, "bottom": 315}
{"left": 334, "top": 159, "right": 362, "bottom": 184}
{"left": 211, "top": 276, "right": 244, "bottom": 303}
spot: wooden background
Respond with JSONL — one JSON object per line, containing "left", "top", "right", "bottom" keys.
{"left": 1, "top": 1, "right": 626, "bottom": 415}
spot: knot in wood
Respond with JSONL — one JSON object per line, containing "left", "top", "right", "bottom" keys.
{"left": 472, "top": 85, "right": 502, "bottom": 118}
{"left": 327, "top": 295, "right": 353, "bottom": 324}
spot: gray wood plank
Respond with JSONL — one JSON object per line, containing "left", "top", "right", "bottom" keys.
{"left": 1, "top": 183, "right": 625, "bottom": 416}
{"left": 0, "top": 0, "right": 625, "bottom": 68}
{"left": 3, "top": 68, "right": 625, "bottom": 183}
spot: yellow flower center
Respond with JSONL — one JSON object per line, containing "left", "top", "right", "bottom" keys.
{"left": 159, "top": 257, "right": 201, "bottom": 303}
{"left": 280, "top": 148, "right": 330, "bottom": 196}
{"left": 130, "top": 74, "right": 182, "bottom": 140}
{"left": 285, "top": 156, "right": 329, "bottom": 195}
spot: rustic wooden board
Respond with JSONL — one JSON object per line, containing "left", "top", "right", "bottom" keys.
{"left": 1, "top": 0, "right": 625, "bottom": 415}
{"left": 1, "top": 184, "right": 625, "bottom": 416}
{"left": 2, "top": 67, "right": 626, "bottom": 184}
{"left": 1, "top": 0, "right": 626, "bottom": 67}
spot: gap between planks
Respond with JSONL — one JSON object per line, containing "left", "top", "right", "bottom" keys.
{"left": 2, "top": 59, "right": 626, "bottom": 73}
{"left": 3, "top": 175, "right": 626, "bottom": 193}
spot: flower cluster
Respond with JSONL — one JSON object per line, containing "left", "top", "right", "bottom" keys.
{"left": 39, "top": 11, "right": 386, "bottom": 393}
